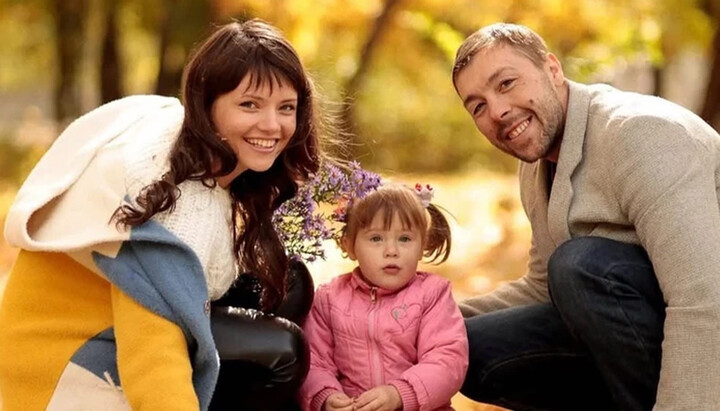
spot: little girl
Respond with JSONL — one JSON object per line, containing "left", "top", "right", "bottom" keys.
{"left": 299, "top": 183, "right": 469, "bottom": 411}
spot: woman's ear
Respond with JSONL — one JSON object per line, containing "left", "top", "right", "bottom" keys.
{"left": 341, "top": 236, "right": 357, "bottom": 261}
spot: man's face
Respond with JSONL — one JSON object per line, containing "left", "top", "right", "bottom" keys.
{"left": 454, "top": 44, "right": 567, "bottom": 163}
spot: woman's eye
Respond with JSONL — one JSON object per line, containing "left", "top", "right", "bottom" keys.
{"left": 239, "top": 101, "right": 257, "bottom": 109}
{"left": 280, "top": 104, "right": 296, "bottom": 113}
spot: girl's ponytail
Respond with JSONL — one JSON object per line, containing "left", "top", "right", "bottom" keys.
{"left": 424, "top": 203, "right": 452, "bottom": 263}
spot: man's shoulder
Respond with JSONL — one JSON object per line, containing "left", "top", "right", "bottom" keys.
{"left": 580, "top": 82, "right": 718, "bottom": 147}
{"left": 586, "top": 83, "right": 688, "bottom": 122}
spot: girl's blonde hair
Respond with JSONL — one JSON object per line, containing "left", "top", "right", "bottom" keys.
{"left": 340, "top": 184, "right": 452, "bottom": 263}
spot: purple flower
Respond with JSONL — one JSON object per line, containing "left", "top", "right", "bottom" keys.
{"left": 272, "top": 162, "right": 382, "bottom": 261}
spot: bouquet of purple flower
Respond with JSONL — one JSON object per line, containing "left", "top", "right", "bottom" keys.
{"left": 272, "top": 161, "right": 382, "bottom": 262}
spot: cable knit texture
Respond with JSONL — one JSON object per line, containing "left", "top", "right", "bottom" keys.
{"left": 123, "top": 120, "right": 237, "bottom": 301}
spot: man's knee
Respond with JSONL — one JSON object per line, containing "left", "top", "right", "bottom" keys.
{"left": 548, "top": 237, "right": 652, "bottom": 299}
{"left": 548, "top": 237, "right": 621, "bottom": 299}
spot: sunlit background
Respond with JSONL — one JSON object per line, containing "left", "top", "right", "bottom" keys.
{"left": 2, "top": 0, "right": 720, "bottom": 409}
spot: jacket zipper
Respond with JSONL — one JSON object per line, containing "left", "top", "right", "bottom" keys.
{"left": 367, "top": 287, "right": 383, "bottom": 386}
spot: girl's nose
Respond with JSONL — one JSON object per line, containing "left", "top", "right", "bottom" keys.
{"left": 384, "top": 242, "right": 398, "bottom": 257}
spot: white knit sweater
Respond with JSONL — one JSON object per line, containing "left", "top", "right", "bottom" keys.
{"left": 123, "top": 113, "right": 237, "bottom": 301}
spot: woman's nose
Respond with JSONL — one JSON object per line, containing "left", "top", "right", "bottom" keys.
{"left": 257, "top": 109, "right": 281, "bottom": 133}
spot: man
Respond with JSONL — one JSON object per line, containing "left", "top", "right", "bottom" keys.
{"left": 452, "top": 23, "right": 720, "bottom": 411}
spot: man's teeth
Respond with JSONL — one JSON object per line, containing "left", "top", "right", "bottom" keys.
{"left": 509, "top": 119, "right": 530, "bottom": 139}
{"left": 246, "top": 138, "right": 276, "bottom": 148}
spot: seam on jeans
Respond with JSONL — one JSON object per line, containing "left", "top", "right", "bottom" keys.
{"left": 593, "top": 274, "right": 654, "bottom": 357}
{"left": 478, "top": 351, "right": 584, "bottom": 385}
{"left": 601, "top": 261, "right": 653, "bottom": 277}
{"left": 600, "top": 261, "right": 660, "bottom": 354}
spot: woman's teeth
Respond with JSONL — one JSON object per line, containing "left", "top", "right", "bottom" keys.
{"left": 246, "top": 138, "right": 276, "bottom": 148}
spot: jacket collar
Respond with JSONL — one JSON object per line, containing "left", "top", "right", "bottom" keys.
{"left": 545, "top": 79, "right": 592, "bottom": 244}
{"left": 349, "top": 266, "right": 417, "bottom": 296}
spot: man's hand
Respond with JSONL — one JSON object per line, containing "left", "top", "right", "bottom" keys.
{"left": 353, "top": 385, "right": 402, "bottom": 411}
{"left": 324, "top": 392, "right": 354, "bottom": 411}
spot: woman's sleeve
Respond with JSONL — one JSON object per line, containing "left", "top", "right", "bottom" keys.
{"left": 111, "top": 285, "right": 199, "bottom": 410}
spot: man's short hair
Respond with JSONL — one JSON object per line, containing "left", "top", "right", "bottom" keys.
{"left": 453, "top": 23, "right": 550, "bottom": 82}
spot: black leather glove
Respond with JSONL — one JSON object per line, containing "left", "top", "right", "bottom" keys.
{"left": 209, "top": 306, "right": 309, "bottom": 411}
{"left": 212, "top": 260, "right": 314, "bottom": 325}
{"left": 208, "top": 260, "right": 315, "bottom": 411}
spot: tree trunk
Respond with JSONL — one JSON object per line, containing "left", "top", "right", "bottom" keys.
{"left": 100, "top": 0, "right": 123, "bottom": 104}
{"left": 700, "top": 27, "right": 720, "bottom": 128}
{"left": 155, "top": 0, "right": 211, "bottom": 97}
{"left": 53, "top": 0, "right": 88, "bottom": 127}
{"left": 652, "top": 65, "right": 664, "bottom": 98}
{"left": 341, "top": 0, "right": 403, "bottom": 154}
{"left": 155, "top": 1, "right": 175, "bottom": 97}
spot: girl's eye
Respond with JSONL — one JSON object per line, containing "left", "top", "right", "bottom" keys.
{"left": 370, "top": 235, "right": 382, "bottom": 242}
{"left": 399, "top": 235, "right": 412, "bottom": 243}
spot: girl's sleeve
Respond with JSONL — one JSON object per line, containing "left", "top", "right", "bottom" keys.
{"left": 391, "top": 278, "right": 469, "bottom": 410}
{"left": 111, "top": 285, "right": 199, "bottom": 410}
{"left": 298, "top": 285, "right": 344, "bottom": 411}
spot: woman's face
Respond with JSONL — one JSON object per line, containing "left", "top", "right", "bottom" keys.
{"left": 212, "top": 74, "right": 298, "bottom": 186}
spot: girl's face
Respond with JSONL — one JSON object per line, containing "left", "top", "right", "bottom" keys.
{"left": 212, "top": 74, "right": 298, "bottom": 187}
{"left": 345, "top": 211, "right": 424, "bottom": 292}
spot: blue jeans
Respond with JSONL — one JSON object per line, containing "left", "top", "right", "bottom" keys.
{"left": 461, "top": 237, "right": 666, "bottom": 411}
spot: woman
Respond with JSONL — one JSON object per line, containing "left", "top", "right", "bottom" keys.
{"left": 0, "top": 19, "right": 329, "bottom": 410}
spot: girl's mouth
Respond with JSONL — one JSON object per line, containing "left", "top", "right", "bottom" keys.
{"left": 383, "top": 264, "right": 400, "bottom": 273}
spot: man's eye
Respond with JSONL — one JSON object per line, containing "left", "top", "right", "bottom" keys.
{"left": 472, "top": 102, "right": 485, "bottom": 115}
{"left": 499, "top": 78, "right": 515, "bottom": 90}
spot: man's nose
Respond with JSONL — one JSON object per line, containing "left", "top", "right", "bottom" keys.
{"left": 488, "top": 98, "right": 511, "bottom": 122}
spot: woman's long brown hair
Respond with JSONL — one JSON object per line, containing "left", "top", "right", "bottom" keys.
{"left": 113, "top": 19, "right": 322, "bottom": 310}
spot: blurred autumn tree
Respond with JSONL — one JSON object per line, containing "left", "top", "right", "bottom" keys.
{"left": 0, "top": 0, "right": 719, "bottom": 179}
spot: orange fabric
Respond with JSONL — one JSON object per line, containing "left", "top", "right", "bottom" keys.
{"left": 112, "top": 285, "right": 198, "bottom": 410}
{"left": 0, "top": 250, "right": 113, "bottom": 410}
{"left": 0, "top": 250, "right": 198, "bottom": 410}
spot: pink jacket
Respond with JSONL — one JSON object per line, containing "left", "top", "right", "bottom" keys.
{"left": 299, "top": 268, "right": 468, "bottom": 411}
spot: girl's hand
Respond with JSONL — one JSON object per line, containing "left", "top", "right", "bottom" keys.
{"left": 353, "top": 385, "right": 402, "bottom": 411}
{"left": 324, "top": 392, "right": 354, "bottom": 411}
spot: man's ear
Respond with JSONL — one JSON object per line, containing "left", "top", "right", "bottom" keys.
{"left": 341, "top": 236, "right": 357, "bottom": 261}
{"left": 545, "top": 53, "right": 565, "bottom": 86}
